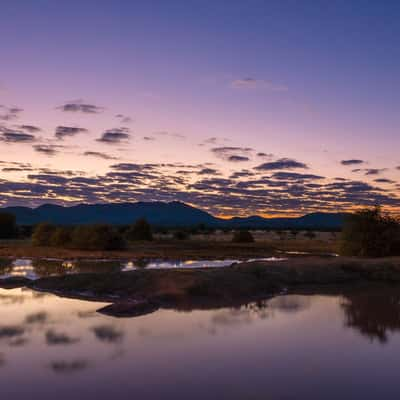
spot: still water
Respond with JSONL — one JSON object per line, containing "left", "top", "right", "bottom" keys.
{"left": 1, "top": 286, "right": 400, "bottom": 399}
{"left": 0, "top": 257, "right": 286, "bottom": 280}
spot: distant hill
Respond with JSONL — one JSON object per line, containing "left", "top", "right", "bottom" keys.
{"left": 2, "top": 201, "right": 347, "bottom": 230}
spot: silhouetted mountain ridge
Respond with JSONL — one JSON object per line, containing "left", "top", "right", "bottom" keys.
{"left": 3, "top": 201, "right": 347, "bottom": 229}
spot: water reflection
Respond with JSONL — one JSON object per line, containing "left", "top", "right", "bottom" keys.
{"left": 341, "top": 286, "right": 400, "bottom": 344}
{"left": 0, "top": 257, "right": 286, "bottom": 280}
{"left": 1, "top": 287, "right": 400, "bottom": 399}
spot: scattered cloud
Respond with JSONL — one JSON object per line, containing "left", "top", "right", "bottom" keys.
{"left": 83, "top": 151, "right": 117, "bottom": 160}
{"left": 18, "top": 125, "right": 41, "bottom": 133}
{"left": 255, "top": 158, "right": 308, "bottom": 171}
{"left": 0, "top": 130, "right": 36, "bottom": 143}
{"left": 230, "top": 78, "right": 288, "bottom": 91}
{"left": 97, "top": 128, "right": 130, "bottom": 144}
{"left": 341, "top": 159, "right": 365, "bottom": 166}
{"left": 0, "top": 106, "right": 23, "bottom": 121}
{"left": 115, "top": 114, "right": 132, "bottom": 123}
{"left": 58, "top": 101, "right": 103, "bottom": 114}
{"left": 33, "top": 145, "right": 62, "bottom": 156}
{"left": 211, "top": 146, "right": 253, "bottom": 162}
{"left": 55, "top": 126, "right": 88, "bottom": 139}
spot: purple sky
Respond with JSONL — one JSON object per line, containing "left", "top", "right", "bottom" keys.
{"left": 0, "top": 1, "right": 399, "bottom": 216}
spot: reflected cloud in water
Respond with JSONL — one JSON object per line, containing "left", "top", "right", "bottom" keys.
{"left": 91, "top": 325, "right": 124, "bottom": 343}
{"left": 49, "top": 360, "right": 89, "bottom": 374}
{"left": 46, "top": 329, "right": 80, "bottom": 346}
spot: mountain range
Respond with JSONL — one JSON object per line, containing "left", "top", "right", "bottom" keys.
{"left": 2, "top": 201, "right": 347, "bottom": 230}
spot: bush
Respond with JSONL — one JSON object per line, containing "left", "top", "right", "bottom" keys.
{"left": 0, "top": 212, "right": 17, "bottom": 239}
{"left": 339, "top": 206, "right": 400, "bottom": 257}
{"left": 32, "top": 223, "right": 57, "bottom": 246}
{"left": 304, "top": 231, "right": 316, "bottom": 240}
{"left": 51, "top": 227, "right": 72, "bottom": 247}
{"left": 173, "top": 230, "right": 189, "bottom": 240}
{"left": 126, "top": 218, "right": 153, "bottom": 241}
{"left": 232, "top": 230, "right": 254, "bottom": 243}
{"left": 71, "top": 224, "right": 125, "bottom": 250}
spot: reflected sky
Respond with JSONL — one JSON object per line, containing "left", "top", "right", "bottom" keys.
{"left": 0, "top": 257, "right": 286, "bottom": 280}
{"left": 1, "top": 287, "right": 400, "bottom": 399}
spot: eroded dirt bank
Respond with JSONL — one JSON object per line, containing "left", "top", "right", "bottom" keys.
{"left": 1, "top": 256, "right": 398, "bottom": 317}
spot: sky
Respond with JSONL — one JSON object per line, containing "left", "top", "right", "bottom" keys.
{"left": 0, "top": 0, "right": 400, "bottom": 217}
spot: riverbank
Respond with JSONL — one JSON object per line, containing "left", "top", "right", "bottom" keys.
{"left": 2, "top": 256, "right": 399, "bottom": 317}
{"left": 0, "top": 238, "right": 336, "bottom": 260}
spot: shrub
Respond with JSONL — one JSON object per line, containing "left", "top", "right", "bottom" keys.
{"left": 340, "top": 206, "right": 400, "bottom": 257}
{"left": 51, "top": 227, "right": 72, "bottom": 247}
{"left": 173, "top": 230, "right": 189, "bottom": 240}
{"left": 304, "top": 231, "right": 316, "bottom": 240}
{"left": 232, "top": 230, "right": 254, "bottom": 243}
{"left": 126, "top": 218, "right": 153, "bottom": 241}
{"left": 71, "top": 224, "right": 125, "bottom": 250}
{"left": 32, "top": 223, "right": 57, "bottom": 246}
{"left": 0, "top": 212, "right": 17, "bottom": 239}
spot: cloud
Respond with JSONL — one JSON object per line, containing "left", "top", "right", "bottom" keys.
{"left": 255, "top": 158, "right": 308, "bottom": 171}
{"left": 83, "top": 151, "right": 117, "bottom": 160}
{"left": 198, "top": 168, "right": 219, "bottom": 175}
{"left": 374, "top": 178, "right": 395, "bottom": 184}
{"left": 58, "top": 101, "right": 103, "bottom": 114}
{"left": 352, "top": 168, "right": 387, "bottom": 176}
{"left": 18, "top": 125, "right": 41, "bottom": 133}
{"left": 97, "top": 128, "right": 130, "bottom": 144}
{"left": 153, "top": 131, "right": 185, "bottom": 139}
{"left": 0, "top": 106, "right": 23, "bottom": 121}
{"left": 34, "top": 145, "right": 61, "bottom": 156}
{"left": 228, "top": 155, "right": 250, "bottom": 162}
{"left": 115, "top": 114, "right": 132, "bottom": 123}
{"left": 211, "top": 146, "right": 253, "bottom": 162}
{"left": 271, "top": 172, "right": 324, "bottom": 181}
{"left": 0, "top": 130, "right": 36, "bottom": 143}
{"left": 364, "top": 168, "right": 386, "bottom": 176}
{"left": 257, "top": 152, "right": 273, "bottom": 159}
{"left": 230, "top": 78, "right": 287, "bottom": 91}
{"left": 55, "top": 126, "right": 88, "bottom": 139}
{"left": 341, "top": 159, "right": 365, "bottom": 166}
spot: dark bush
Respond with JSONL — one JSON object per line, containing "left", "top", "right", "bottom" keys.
{"left": 126, "top": 218, "right": 153, "bottom": 241}
{"left": 71, "top": 224, "right": 125, "bottom": 250}
{"left": 232, "top": 230, "right": 254, "bottom": 243}
{"left": 174, "top": 230, "right": 189, "bottom": 240}
{"left": 51, "top": 227, "right": 73, "bottom": 247}
{"left": 32, "top": 223, "right": 57, "bottom": 246}
{"left": 0, "top": 212, "right": 17, "bottom": 239}
{"left": 340, "top": 206, "right": 400, "bottom": 257}
{"left": 304, "top": 231, "right": 316, "bottom": 240}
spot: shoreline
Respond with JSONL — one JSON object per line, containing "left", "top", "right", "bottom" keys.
{"left": 2, "top": 256, "right": 400, "bottom": 317}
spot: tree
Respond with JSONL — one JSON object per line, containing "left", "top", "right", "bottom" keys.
{"left": 340, "top": 206, "right": 400, "bottom": 257}
{"left": 32, "top": 223, "right": 57, "bottom": 246}
{"left": 71, "top": 224, "right": 125, "bottom": 250}
{"left": 126, "top": 218, "right": 153, "bottom": 241}
{"left": 0, "top": 212, "right": 16, "bottom": 239}
{"left": 51, "top": 227, "right": 72, "bottom": 247}
{"left": 232, "top": 230, "right": 254, "bottom": 243}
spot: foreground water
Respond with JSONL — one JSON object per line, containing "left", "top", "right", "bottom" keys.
{"left": 0, "top": 257, "right": 286, "bottom": 280}
{"left": 1, "top": 286, "right": 400, "bottom": 399}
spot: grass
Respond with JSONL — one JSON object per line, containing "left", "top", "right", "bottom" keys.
{"left": 0, "top": 234, "right": 338, "bottom": 259}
